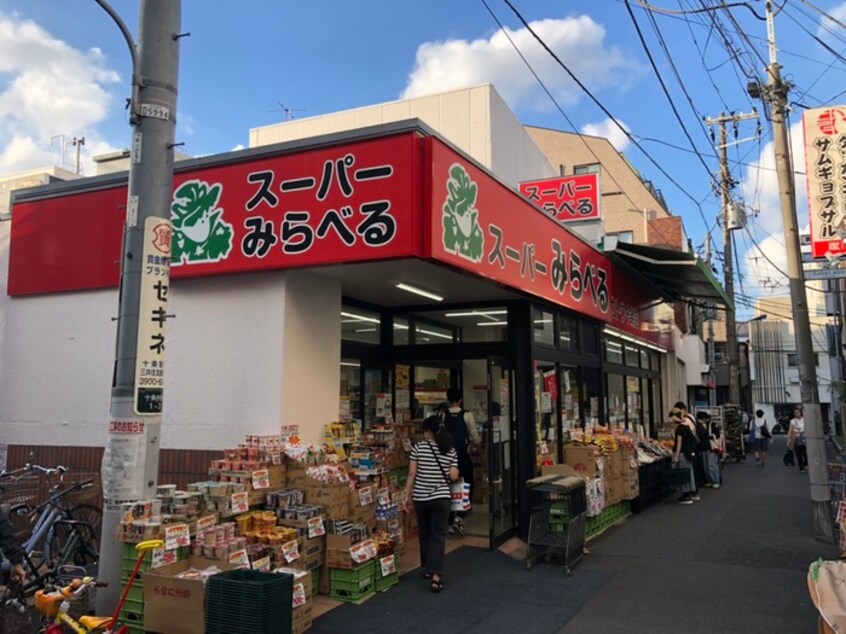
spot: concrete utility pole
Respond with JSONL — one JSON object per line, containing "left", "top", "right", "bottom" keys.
{"left": 97, "top": 0, "right": 182, "bottom": 611}
{"left": 705, "top": 111, "right": 757, "bottom": 407}
{"left": 748, "top": 0, "right": 833, "bottom": 542}
{"left": 705, "top": 234, "right": 717, "bottom": 407}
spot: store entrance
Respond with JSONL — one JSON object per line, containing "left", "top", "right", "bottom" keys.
{"left": 399, "top": 357, "right": 517, "bottom": 547}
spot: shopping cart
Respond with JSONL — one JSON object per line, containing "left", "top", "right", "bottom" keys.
{"left": 525, "top": 474, "right": 587, "bottom": 575}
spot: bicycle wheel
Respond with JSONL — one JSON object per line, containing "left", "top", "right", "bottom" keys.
{"left": 49, "top": 523, "right": 98, "bottom": 570}
{"left": 68, "top": 504, "right": 103, "bottom": 545}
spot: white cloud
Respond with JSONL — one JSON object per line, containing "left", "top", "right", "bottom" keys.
{"left": 817, "top": 2, "right": 846, "bottom": 44}
{"left": 0, "top": 14, "right": 122, "bottom": 175}
{"left": 580, "top": 118, "right": 630, "bottom": 151}
{"left": 739, "top": 121, "right": 808, "bottom": 236}
{"left": 739, "top": 121, "right": 809, "bottom": 296}
{"left": 401, "top": 15, "right": 642, "bottom": 111}
{"left": 231, "top": 144, "right": 245, "bottom": 152}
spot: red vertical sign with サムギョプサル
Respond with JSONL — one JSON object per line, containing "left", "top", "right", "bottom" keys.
{"left": 803, "top": 106, "right": 846, "bottom": 260}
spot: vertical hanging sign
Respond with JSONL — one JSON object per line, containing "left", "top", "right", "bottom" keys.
{"left": 135, "top": 217, "right": 172, "bottom": 415}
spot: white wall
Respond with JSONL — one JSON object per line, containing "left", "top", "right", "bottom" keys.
{"left": 0, "top": 215, "right": 343, "bottom": 449}
{"left": 0, "top": 221, "right": 114, "bottom": 445}
{"left": 279, "top": 271, "right": 342, "bottom": 446}
{"left": 249, "top": 84, "right": 556, "bottom": 189}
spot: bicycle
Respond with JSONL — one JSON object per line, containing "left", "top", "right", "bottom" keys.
{"left": 1, "top": 466, "right": 102, "bottom": 595}
{"left": 35, "top": 539, "right": 163, "bottom": 634}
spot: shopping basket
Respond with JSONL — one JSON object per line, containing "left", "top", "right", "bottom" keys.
{"left": 663, "top": 465, "right": 692, "bottom": 486}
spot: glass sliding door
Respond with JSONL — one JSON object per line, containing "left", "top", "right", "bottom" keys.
{"left": 489, "top": 357, "right": 516, "bottom": 547}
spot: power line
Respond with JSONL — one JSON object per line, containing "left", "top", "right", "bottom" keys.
{"left": 625, "top": 0, "right": 719, "bottom": 189}
{"left": 501, "top": 0, "right": 717, "bottom": 238}
{"left": 477, "top": 0, "right": 685, "bottom": 250}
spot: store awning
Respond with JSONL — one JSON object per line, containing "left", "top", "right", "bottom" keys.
{"left": 603, "top": 239, "right": 733, "bottom": 310}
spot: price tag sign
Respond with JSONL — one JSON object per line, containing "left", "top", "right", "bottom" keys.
{"left": 271, "top": 451, "right": 282, "bottom": 466}
{"left": 231, "top": 492, "right": 249, "bottom": 514}
{"left": 151, "top": 547, "right": 179, "bottom": 569}
{"left": 197, "top": 515, "right": 217, "bottom": 531}
{"left": 251, "top": 556, "right": 271, "bottom": 572}
{"left": 387, "top": 519, "right": 401, "bottom": 537}
{"left": 228, "top": 549, "right": 250, "bottom": 568}
{"left": 401, "top": 438, "right": 413, "bottom": 452}
{"left": 252, "top": 469, "right": 270, "bottom": 490}
{"left": 164, "top": 523, "right": 190, "bottom": 551}
{"left": 292, "top": 583, "right": 307, "bottom": 608}
{"left": 380, "top": 555, "right": 396, "bottom": 577}
{"left": 350, "top": 543, "right": 370, "bottom": 564}
{"left": 282, "top": 540, "right": 300, "bottom": 563}
{"left": 358, "top": 486, "right": 373, "bottom": 506}
{"left": 307, "top": 516, "right": 325, "bottom": 538}
{"left": 540, "top": 441, "right": 549, "bottom": 455}
{"left": 377, "top": 487, "right": 391, "bottom": 506}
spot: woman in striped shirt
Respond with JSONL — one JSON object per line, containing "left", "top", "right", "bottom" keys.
{"left": 403, "top": 416, "right": 459, "bottom": 593}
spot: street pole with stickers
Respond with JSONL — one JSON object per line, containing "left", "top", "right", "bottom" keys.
{"left": 95, "top": 0, "right": 182, "bottom": 612}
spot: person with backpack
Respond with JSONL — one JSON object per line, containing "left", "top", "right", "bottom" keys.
{"left": 751, "top": 409, "right": 771, "bottom": 466}
{"left": 442, "top": 387, "right": 481, "bottom": 536}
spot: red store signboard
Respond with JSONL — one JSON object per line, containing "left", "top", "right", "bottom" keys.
{"left": 8, "top": 133, "right": 422, "bottom": 295}
{"left": 427, "top": 138, "right": 650, "bottom": 339}
{"left": 8, "top": 128, "right": 657, "bottom": 342}
{"left": 518, "top": 173, "right": 601, "bottom": 223}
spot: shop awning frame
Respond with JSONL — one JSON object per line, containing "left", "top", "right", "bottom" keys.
{"left": 603, "top": 238, "right": 733, "bottom": 310}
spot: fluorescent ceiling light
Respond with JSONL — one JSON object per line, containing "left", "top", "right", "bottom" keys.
{"left": 533, "top": 319, "right": 553, "bottom": 324}
{"left": 477, "top": 321, "right": 508, "bottom": 327}
{"left": 444, "top": 310, "right": 507, "bottom": 317}
{"left": 393, "top": 323, "right": 410, "bottom": 330}
{"left": 341, "top": 311, "right": 379, "bottom": 324}
{"left": 417, "top": 328, "right": 452, "bottom": 340}
{"left": 340, "top": 361, "right": 361, "bottom": 368}
{"left": 354, "top": 328, "right": 376, "bottom": 333}
{"left": 395, "top": 283, "right": 444, "bottom": 302}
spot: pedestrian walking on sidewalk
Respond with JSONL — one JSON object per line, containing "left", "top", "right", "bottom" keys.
{"left": 403, "top": 416, "right": 458, "bottom": 593}
{"left": 671, "top": 406, "right": 699, "bottom": 504}
{"left": 750, "top": 409, "right": 771, "bottom": 466}
{"left": 787, "top": 407, "right": 808, "bottom": 473}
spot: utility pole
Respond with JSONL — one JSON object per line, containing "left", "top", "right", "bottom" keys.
{"left": 72, "top": 136, "right": 85, "bottom": 174}
{"left": 96, "top": 0, "right": 183, "bottom": 611}
{"left": 748, "top": 0, "right": 832, "bottom": 542}
{"left": 705, "top": 110, "right": 757, "bottom": 407}
{"left": 705, "top": 234, "right": 717, "bottom": 407}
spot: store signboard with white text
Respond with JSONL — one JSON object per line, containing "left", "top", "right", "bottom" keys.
{"left": 803, "top": 106, "right": 846, "bottom": 259}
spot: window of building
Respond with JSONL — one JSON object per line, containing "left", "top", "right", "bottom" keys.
{"left": 414, "top": 321, "right": 454, "bottom": 344}
{"left": 393, "top": 317, "right": 410, "bottom": 345}
{"left": 574, "top": 163, "right": 600, "bottom": 175}
{"left": 624, "top": 345, "right": 639, "bottom": 367}
{"left": 609, "top": 231, "right": 634, "bottom": 244}
{"left": 532, "top": 308, "right": 555, "bottom": 346}
{"left": 341, "top": 306, "right": 380, "bottom": 345}
{"left": 605, "top": 338, "right": 624, "bottom": 365}
{"left": 558, "top": 316, "right": 579, "bottom": 351}
{"left": 787, "top": 353, "right": 819, "bottom": 367}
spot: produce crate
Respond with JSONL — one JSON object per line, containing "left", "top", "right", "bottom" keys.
{"left": 586, "top": 502, "right": 631, "bottom": 538}
{"left": 205, "top": 569, "right": 293, "bottom": 634}
{"left": 329, "top": 560, "right": 376, "bottom": 602}
{"left": 375, "top": 570, "right": 399, "bottom": 591}
{"left": 118, "top": 607, "right": 144, "bottom": 629}
{"left": 329, "top": 561, "right": 374, "bottom": 589}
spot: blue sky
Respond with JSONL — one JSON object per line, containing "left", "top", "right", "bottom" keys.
{"left": 2, "top": 0, "right": 846, "bottom": 317}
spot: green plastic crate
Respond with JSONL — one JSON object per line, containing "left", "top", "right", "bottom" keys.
{"left": 118, "top": 608, "right": 144, "bottom": 629}
{"left": 375, "top": 571, "right": 399, "bottom": 591}
{"left": 329, "top": 561, "right": 374, "bottom": 590}
{"left": 205, "top": 569, "right": 293, "bottom": 634}
{"left": 329, "top": 582, "right": 374, "bottom": 603}
{"left": 312, "top": 568, "right": 320, "bottom": 596}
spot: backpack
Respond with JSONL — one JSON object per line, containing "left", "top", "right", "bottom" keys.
{"left": 443, "top": 409, "right": 469, "bottom": 457}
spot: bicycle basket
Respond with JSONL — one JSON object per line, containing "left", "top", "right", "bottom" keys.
{"left": 0, "top": 475, "right": 39, "bottom": 507}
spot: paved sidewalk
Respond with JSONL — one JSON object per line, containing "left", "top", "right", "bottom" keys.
{"left": 313, "top": 435, "right": 838, "bottom": 633}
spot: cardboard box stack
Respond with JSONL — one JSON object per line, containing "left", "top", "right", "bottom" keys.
{"left": 274, "top": 568, "right": 314, "bottom": 634}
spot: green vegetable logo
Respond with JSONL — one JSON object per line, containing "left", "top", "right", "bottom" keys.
{"left": 442, "top": 163, "right": 484, "bottom": 263}
{"left": 171, "top": 179, "right": 234, "bottom": 265}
